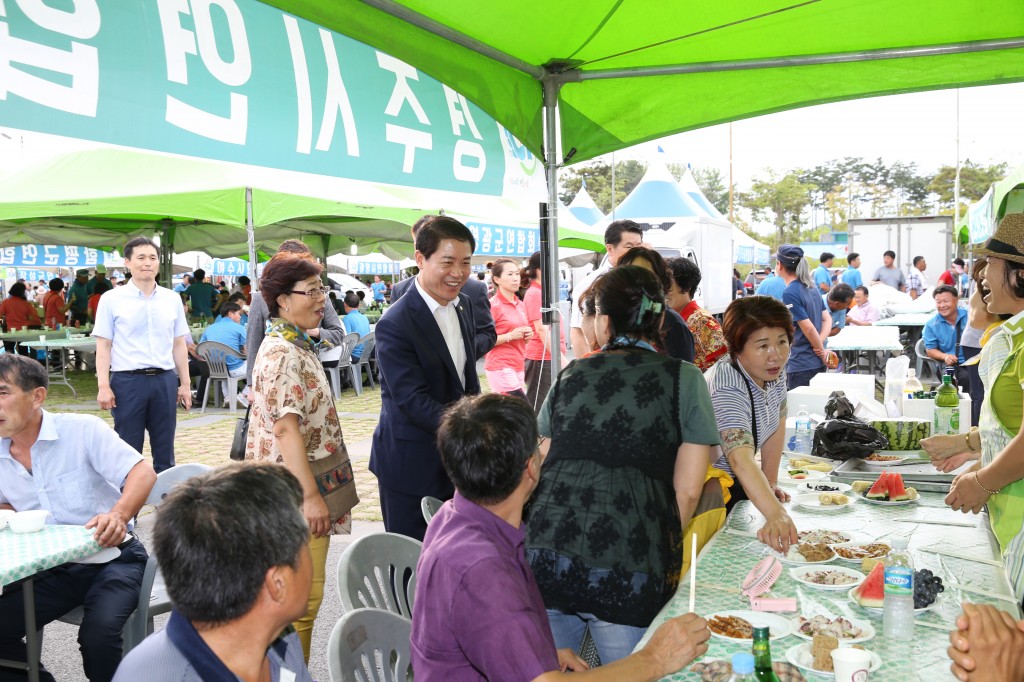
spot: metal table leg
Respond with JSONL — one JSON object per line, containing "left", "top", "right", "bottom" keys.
{"left": 0, "top": 577, "right": 41, "bottom": 682}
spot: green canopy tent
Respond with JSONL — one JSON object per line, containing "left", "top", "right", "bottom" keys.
{"left": 957, "top": 162, "right": 1024, "bottom": 245}
{"left": 262, "top": 0, "right": 1024, "bottom": 379}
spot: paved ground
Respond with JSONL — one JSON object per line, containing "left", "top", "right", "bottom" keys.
{"left": 29, "top": 365, "right": 480, "bottom": 681}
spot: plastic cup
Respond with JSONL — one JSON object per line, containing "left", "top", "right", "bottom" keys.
{"left": 831, "top": 648, "right": 872, "bottom": 682}
{"left": 39, "top": 335, "right": 46, "bottom": 342}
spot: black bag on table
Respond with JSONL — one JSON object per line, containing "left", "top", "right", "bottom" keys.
{"left": 811, "top": 391, "right": 889, "bottom": 461}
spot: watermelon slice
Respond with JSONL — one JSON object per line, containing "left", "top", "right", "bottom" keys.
{"left": 889, "top": 473, "right": 910, "bottom": 501}
{"left": 855, "top": 562, "right": 886, "bottom": 608}
{"left": 866, "top": 473, "right": 889, "bottom": 500}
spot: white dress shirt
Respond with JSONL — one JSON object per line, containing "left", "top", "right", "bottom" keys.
{"left": 569, "top": 258, "right": 611, "bottom": 329}
{"left": 414, "top": 277, "right": 466, "bottom": 388}
{"left": 92, "top": 279, "right": 190, "bottom": 371}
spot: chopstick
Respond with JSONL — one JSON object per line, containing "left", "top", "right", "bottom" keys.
{"left": 688, "top": 534, "right": 697, "bottom": 613}
{"left": 919, "top": 546, "right": 1002, "bottom": 566}
{"left": 917, "top": 621, "right": 957, "bottom": 632}
{"left": 892, "top": 518, "right": 977, "bottom": 527}
{"left": 946, "top": 582, "right": 1021, "bottom": 603}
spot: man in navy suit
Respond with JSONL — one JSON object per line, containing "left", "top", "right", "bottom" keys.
{"left": 370, "top": 216, "right": 497, "bottom": 540}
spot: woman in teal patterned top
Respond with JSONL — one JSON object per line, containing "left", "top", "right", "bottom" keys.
{"left": 525, "top": 266, "right": 721, "bottom": 664}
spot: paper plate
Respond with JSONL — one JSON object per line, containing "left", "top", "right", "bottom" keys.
{"left": 858, "top": 455, "right": 928, "bottom": 467}
{"left": 792, "top": 615, "right": 876, "bottom": 644}
{"left": 858, "top": 491, "right": 920, "bottom": 506}
{"left": 792, "top": 493, "right": 857, "bottom": 512}
{"left": 780, "top": 544, "right": 838, "bottom": 566}
{"left": 847, "top": 586, "right": 937, "bottom": 613}
{"left": 796, "top": 481, "right": 853, "bottom": 494}
{"left": 797, "top": 529, "right": 866, "bottom": 545}
{"left": 785, "top": 642, "right": 882, "bottom": 679}
{"left": 789, "top": 565, "right": 865, "bottom": 591}
{"left": 779, "top": 470, "right": 827, "bottom": 487}
{"left": 831, "top": 542, "right": 891, "bottom": 563}
{"left": 706, "top": 610, "right": 792, "bottom": 643}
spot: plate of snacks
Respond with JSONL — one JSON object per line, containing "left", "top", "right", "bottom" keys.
{"left": 792, "top": 492, "right": 856, "bottom": 512}
{"left": 851, "top": 472, "right": 920, "bottom": 505}
{"left": 797, "top": 529, "right": 865, "bottom": 545}
{"left": 780, "top": 542, "right": 836, "bottom": 565}
{"left": 849, "top": 565, "right": 944, "bottom": 611}
{"left": 778, "top": 469, "right": 827, "bottom": 487}
{"left": 785, "top": 639, "right": 882, "bottom": 679}
{"left": 706, "top": 610, "right": 792, "bottom": 643}
{"left": 789, "top": 566, "right": 865, "bottom": 591}
{"left": 796, "top": 481, "right": 853, "bottom": 494}
{"left": 792, "top": 614, "right": 875, "bottom": 644}
{"left": 832, "top": 542, "right": 891, "bottom": 562}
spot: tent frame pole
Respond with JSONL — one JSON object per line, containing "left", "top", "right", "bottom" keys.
{"left": 246, "top": 187, "right": 258, "bottom": 291}
{"left": 542, "top": 75, "right": 562, "bottom": 384}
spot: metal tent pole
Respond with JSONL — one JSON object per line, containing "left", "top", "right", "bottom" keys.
{"left": 246, "top": 188, "right": 258, "bottom": 291}
{"left": 542, "top": 75, "right": 562, "bottom": 384}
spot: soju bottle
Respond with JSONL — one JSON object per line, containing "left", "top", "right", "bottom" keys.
{"left": 933, "top": 369, "right": 960, "bottom": 435}
{"left": 752, "top": 626, "right": 780, "bottom": 682}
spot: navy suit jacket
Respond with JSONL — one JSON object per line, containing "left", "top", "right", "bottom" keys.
{"left": 369, "top": 287, "right": 491, "bottom": 498}
{"left": 391, "top": 276, "right": 495, "bottom": 358}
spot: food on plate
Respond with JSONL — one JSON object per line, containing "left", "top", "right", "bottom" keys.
{"left": 798, "top": 615, "right": 864, "bottom": 640}
{"left": 708, "top": 614, "right": 754, "bottom": 639}
{"left": 835, "top": 543, "right": 890, "bottom": 560}
{"left": 787, "top": 458, "right": 833, "bottom": 472}
{"left": 865, "top": 453, "right": 902, "bottom": 462}
{"left": 861, "top": 557, "right": 883, "bottom": 573}
{"left": 914, "top": 569, "right": 945, "bottom": 609}
{"left": 869, "top": 418, "right": 930, "bottom": 450}
{"left": 798, "top": 543, "right": 835, "bottom": 562}
{"left": 818, "top": 493, "right": 849, "bottom": 505}
{"left": 809, "top": 483, "right": 840, "bottom": 491}
{"left": 798, "top": 530, "right": 851, "bottom": 545}
{"left": 851, "top": 480, "right": 873, "bottom": 493}
{"left": 812, "top": 633, "right": 839, "bottom": 672}
{"left": 788, "top": 468, "right": 810, "bottom": 479}
{"left": 800, "top": 569, "right": 860, "bottom": 586}
{"left": 852, "top": 563, "right": 885, "bottom": 607}
{"left": 864, "top": 472, "right": 917, "bottom": 501}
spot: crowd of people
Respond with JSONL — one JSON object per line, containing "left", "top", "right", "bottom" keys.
{"left": 0, "top": 212, "right": 1022, "bottom": 682}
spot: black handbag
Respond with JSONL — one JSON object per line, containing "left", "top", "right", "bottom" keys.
{"left": 229, "top": 403, "right": 252, "bottom": 461}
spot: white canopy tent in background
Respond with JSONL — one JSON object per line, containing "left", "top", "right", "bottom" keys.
{"left": 566, "top": 181, "right": 605, "bottom": 226}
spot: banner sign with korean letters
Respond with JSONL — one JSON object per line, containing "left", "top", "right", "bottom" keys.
{"left": 0, "top": 0, "right": 544, "bottom": 199}
{"left": 15, "top": 268, "right": 54, "bottom": 282}
{"left": 465, "top": 221, "right": 539, "bottom": 258}
{"left": 0, "top": 245, "right": 110, "bottom": 267}
{"left": 209, "top": 258, "right": 262, "bottom": 277}
{"left": 354, "top": 261, "right": 400, "bottom": 276}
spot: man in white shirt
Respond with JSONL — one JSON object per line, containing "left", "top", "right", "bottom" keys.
{"left": 93, "top": 237, "right": 192, "bottom": 472}
{"left": 568, "top": 220, "right": 644, "bottom": 353}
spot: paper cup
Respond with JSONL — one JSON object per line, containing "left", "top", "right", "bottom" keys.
{"left": 831, "top": 648, "right": 872, "bottom": 682}
{"left": 38, "top": 335, "right": 46, "bottom": 342}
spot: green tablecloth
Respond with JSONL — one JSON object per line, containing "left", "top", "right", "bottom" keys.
{"left": 0, "top": 525, "right": 101, "bottom": 593}
{"left": 650, "top": 493, "right": 1018, "bottom": 681}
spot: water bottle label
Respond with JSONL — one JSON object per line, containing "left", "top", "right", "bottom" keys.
{"left": 933, "top": 407, "right": 960, "bottom": 435}
{"left": 884, "top": 566, "right": 913, "bottom": 596}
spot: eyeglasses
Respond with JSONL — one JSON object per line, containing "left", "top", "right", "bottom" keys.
{"left": 289, "top": 286, "right": 330, "bottom": 299}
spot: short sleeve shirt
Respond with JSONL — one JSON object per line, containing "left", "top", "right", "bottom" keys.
{"left": 841, "top": 267, "right": 863, "bottom": 289}
{"left": 0, "top": 297, "right": 40, "bottom": 330}
{"left": 813, "top": 265, "right": 832, "bottom": 291}
{"left": 784, "top": 280, "right": 826, "bottom": 372}
{"left": 371, "top": 281, "right": 387, "bottom": 301}
{"left": 569, "top": 261, "right": 610, "bottom": 329}
{"left": 92, "top": 280, "right": 190, "bottom": 371}
{"left": 411, "top": 493, "right": 559, "bottom": 682}
{"left": 848, "top": 300, "right": 881, "bottom": 324}
{"left": 704, "top": 360, "right": 787, "bottom": 475}
{"left": 198, "top": 318, "right": 248, "bottom": 371}
{"left": 907, "top": 269, "right": 928, "bottom": 296}
{"left": 923, "top": 307, "right": 968, "bottom": 363}
{"left": 823, "top": 294, "right": 847, "bottom": 330}
{"left": 873, "top": 266, "right": 906, "bottom": 290}
{"left": 681, "top": 301, "right": 728, "bottom": 371}
{"left": 485, "top": 292, "right": 530, "bottom": 371}
{"left": 524, "top": 281, "right": 565, "bottom": 361}
{"left": 756, "top": 275, "right": 786, "bottom": 300}
{"left": 185, "top": 282, "right": 216, "bottom": 317}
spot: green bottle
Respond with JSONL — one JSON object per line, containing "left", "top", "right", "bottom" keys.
{"left": 752, "top": 626, "right": 780, "bottom": 682}
{"left": 933, "top": 370, "right": 960, "bottom": 435}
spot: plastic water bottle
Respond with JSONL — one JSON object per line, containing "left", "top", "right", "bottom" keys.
{"left": 902, "top": 369, "right": 924, "bottom": 400}
{"left": 794, "top": 406, "right": 812, "bottom": 455}
{"left": 883, "top": 537, "right": 915, "bottom": 640}
{"left": 933, "top": 369, "right": 960, "bottom": 435}
{"left": 728, "top": 652, "right": 755, "bottom": 681}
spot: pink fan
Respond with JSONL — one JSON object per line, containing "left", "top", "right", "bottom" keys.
{"left": 741, "top": 556, "right": 797, "bottom": 612}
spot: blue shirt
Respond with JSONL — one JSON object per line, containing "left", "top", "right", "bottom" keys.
{"left": 199, "top": 317, "right": 248, "bottom": 371}
{"left": 185, "top": 281, "right": 217, "bottom": 317}
{"left": 371, "top": 281, "right": 387, "bottom": 302}
{"left": 343, "top": 309, "right": 371, "bottom": 359}
{"left": 813, "top": 265, "right": 832, "bottom": 291}
{"left": 0, "top": 411, "right": 143, "bottom": 529}
{"left": 923, "top": 306, "right": 968, "bottom": 363}
{"left": 784, "top": 280, "right": 826, "bottom": 372}
{"left": 756, "top": 274, "right": 786, "bottom": 300}
{"left": 841, "top": 267, "right": 863, "bottom": 289}
{"left": 823, "top": 294, "right": 847, "bottom": 331}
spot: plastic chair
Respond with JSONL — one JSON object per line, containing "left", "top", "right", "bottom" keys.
{"left": 336, "top": 532, "right": 422, "bottom": 619}
{"left": 914, "top": 337, "right": 944, "bottom": 383}
{"left": 349, "top": 332, "right": 377, "bottom": 396}
{"left": 321, "top": 332, "right": 360, "bottom": 399}
{"left": 420, "top": 496, "right": 443, "bottom": 524}
{"left": 42, "top": 464, "right": 213, "bottom": 655}
{"left": 196, "top": 340, "right": 246, "bottom": 413}
{"left": 327, "top": 608, "right": 413, "bottom": 682}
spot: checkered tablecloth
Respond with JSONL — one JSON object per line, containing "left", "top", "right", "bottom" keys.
{"left": 0, "top": 525, "right": 101, "bottom": 593}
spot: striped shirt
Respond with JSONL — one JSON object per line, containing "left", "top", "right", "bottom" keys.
{"left": 704, "top": 359, "right": 787, "bottom": 475}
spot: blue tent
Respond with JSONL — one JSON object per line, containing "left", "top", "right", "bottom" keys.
{"left": 608, "top": 162, "right": 706, "bottom": 221}
{"left": 679, "top": 168, "right": 726, "bottom": 220}
{"left": 567, "top": 181, "right": 605, "bottom": 226}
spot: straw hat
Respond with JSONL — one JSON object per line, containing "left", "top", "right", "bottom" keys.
{"left": 974, "top": 213, "right": 1024, "bottom": 266}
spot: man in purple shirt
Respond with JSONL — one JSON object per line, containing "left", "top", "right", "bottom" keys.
{"left": 412, "top": 393, "right": 711, "bottom": 682}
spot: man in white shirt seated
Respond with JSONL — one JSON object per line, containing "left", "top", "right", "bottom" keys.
{"left": 0, "top": 354, "right": 156, "bottom": 682}
{"left": 847, "top": 286, "right": 881, "bottom": 326}
{"left": 114, "top": 463, "right": 313, "bottom": 682}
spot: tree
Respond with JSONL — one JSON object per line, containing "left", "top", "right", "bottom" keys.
{"left": 928, "top": 160, "right": 1008, "bottom": 216}
{"left": 739, "top": 170, "right": 816, "bottom": 246}
{"left": 559, "top": 159, "right": 646, "bottom": 214}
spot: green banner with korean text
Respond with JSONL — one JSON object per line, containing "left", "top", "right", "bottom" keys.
{"left": 0, "top": 0, "right": 542, "bottom": 197}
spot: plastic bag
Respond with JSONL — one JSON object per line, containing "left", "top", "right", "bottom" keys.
{"left": 883, "top": 355, "right": 910, "bottom": 417}
{"left": 812, "top": 391, "right": 890, "bottom": 460}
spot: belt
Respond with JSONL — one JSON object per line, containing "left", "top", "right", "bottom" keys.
{"left": 116, "top": 368, "right": 168, "bottom": 375}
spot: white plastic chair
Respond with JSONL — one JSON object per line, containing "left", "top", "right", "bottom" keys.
{"left": 914, "top": 337, "right": 944, "bottom": 383}
{"left": 196, "top": 340, "right": 246, "bottom": 413}
{"left": 327, "top": 608, "right": 412, "bottom": 682}
{"left": 350, "top": 332, "right": 377, "bottom": 396}
{"left": 321, "top": 332, "right": 360, "bottom": 399}
{"left": 336, "top": 532, "right": 422, "bottom": 619}
{"left": 420, "top": 496, "right": 443, "bottom": 524}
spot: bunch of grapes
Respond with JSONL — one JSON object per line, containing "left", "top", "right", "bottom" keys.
{"left": 913, "top": 569, "right": 944, "bottom": 608}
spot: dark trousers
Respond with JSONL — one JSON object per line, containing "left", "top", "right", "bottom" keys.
{"left": 0, "top": 539, "right": 147, "bottom": 682}
{"left": 110, "top": 371, "right": 178, "bottom": 472}
{"left": 378, "top": 481, "right": 445, "bottom": 542}
{"left": 787, "top": 366, "right": 824, "bottom": 389}
{"left": 525, "top": 359, "right": 555, "bottom": 416}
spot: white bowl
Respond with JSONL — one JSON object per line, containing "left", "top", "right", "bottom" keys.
{"left": 9, "top": 510, "right": 49, "bottom": 533}
{"left": 0, "top": 509, "right": 15, "bottom": 530}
